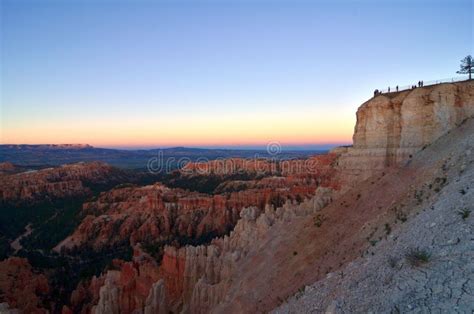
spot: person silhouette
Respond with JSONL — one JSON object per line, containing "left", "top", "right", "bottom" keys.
{"left": 396, "top": 85, "right": 399, "bottom": 92}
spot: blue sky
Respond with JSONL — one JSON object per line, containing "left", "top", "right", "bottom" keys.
{"left": 1, "top": 0, "right": 472, "bottom": 149}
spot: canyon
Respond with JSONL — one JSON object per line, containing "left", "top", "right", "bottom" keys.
{"left": 0, "top": 161, "right": 132, "bottom": 205}
{"left": 0, "top": 80, "right": 473, "bottom": 313}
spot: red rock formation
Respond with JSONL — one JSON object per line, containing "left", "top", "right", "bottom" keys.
{"left": 0, "top": 257, "right": 49, "bottom": 313}
{"left": 181, "top": 154, "right": 339, "bottom": 179}
{"left": 0, "top": 162, "right": 16, "bottom": 174}
{"left": 56, "top": 153, "right": 342, "bottom": 312}
{"left": 0, "top": 161, "right": 126, "bottom": 204}
{"left": 55, "top": 176, "right": 324, "bottom": 252}
{"left": 181, "top": 158, "right": 275, "bottom": 175}
{"left": 65, "top": 246, "right": 161, "bottom": 314}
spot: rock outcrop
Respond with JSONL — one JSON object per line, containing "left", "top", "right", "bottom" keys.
{"left": 0, "top": 258, "right": 49, "bottom": 313}
{"left": 62, "top": 246, "right": 161, "bottom": 314}
{"left": 181, "top": 154, "right": 339, "bottom": 181}
{"left": 0, "top": 162, "right": 129, "bottom": 204}
{"left": 137, "top": 188, "right": 334, "bottom": 313}
{"left": 55, "top": 166, "right": 333, "bottom": 252}
{"left": 337, "top": 81, "right": 474, "bottom": 186}
{"left": 0, "top": 162, "right": 16, "bottom": 174}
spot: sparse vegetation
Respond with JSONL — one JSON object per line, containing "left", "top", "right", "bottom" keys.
{"left": 433, "top": 176, "right": 448, "bottom": 193}
{"left": 414, "top": 190, "right": 424, "bottom": 204}
{"left": 295, "top": 286, "right": 305, "bottom": 299}
{"left": 405, "top": 248, "right": 431, "bottom": 267}
{"left": 457, "top": 208, "right": 471, "bottom": 220}
{"left": 396, "top": 212, "right": 407, "bottom": 223}
{"left": 456, "top": 55, "right": 473, "bottom": 80}
{"left": 313, "top": 214, "right": 326, "bottom": 227}
{"left": 384, "top": 223, "right": 391, "bottom": 235}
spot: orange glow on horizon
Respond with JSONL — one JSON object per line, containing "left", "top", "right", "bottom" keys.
{"left": 1, "top": 110, "right": 355, "bottom": 147}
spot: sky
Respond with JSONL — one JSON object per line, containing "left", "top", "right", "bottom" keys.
{"left": 1, "top": 0, "right": 472, "bottom": 149}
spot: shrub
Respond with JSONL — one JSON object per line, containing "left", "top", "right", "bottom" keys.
{"left": 457, "top": 208, "right": 471, "bottom": 220}
{"left": 405, "top": 248, "right": 431, "bottom": 267}
{"left": 384, "top": 223, "right": 391, "bottom": 235}
{"left": 313, "top": 214, "right": 326, "bottom": 227}
{"left": 396, "top": 212, "right": 407, "bottom": 223}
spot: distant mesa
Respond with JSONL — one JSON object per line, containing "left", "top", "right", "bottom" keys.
{"left": 11, "top": 144, "right": 94, "bottom": 149}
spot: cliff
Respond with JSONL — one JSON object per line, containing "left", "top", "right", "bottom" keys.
{"left": 337, "top": 81, "right": 474, "bottom": 185}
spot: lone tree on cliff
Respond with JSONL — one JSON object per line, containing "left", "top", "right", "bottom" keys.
{"left": 457, "top": 55, "right": 473, "bottom": 80}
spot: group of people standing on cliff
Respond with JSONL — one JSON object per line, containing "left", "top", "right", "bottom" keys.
{"left": 374, "top": 80, "right": 425, "bottom": 97}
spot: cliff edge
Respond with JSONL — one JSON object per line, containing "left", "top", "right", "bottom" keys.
{"left": 337, "top": 80, "right": 474, "bottom": 186}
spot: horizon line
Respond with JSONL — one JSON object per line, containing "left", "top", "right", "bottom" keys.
{"left": 0, "top": 142, "right": 352, "bottom": 151}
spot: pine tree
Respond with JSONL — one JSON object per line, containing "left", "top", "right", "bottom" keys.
{"left": 457, "top": 55, "right": 473, "bottom": 80}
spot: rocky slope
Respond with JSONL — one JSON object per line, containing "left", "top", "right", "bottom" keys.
{"left": 276, "top": 118, "right": 474, "bottom": 313}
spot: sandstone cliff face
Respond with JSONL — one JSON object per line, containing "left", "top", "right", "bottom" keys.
{"left": 120, "top": 188, "right": 334, "bottom": 313}
{"left": 55, "top": 171, "right": 328, "bottom": 253}
{"left": 337, "top": 81, "right": 474, "bottom": 185}
{"left": 0, "top": 258, "right": 49, "bottom": 314}
{"left": 55, "top": 184, "right": 239, "bottom": 252}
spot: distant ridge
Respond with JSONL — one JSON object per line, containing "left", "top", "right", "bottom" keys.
{"left": 0, "top": 144, "right": 326, "bottom": 169}
{"left": 1, "top": 144, "right": 93, "bottom": 149}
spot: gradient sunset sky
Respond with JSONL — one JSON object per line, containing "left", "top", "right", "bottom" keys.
{"left": 1, "top": 0, "right": 472, "bottom": 149}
